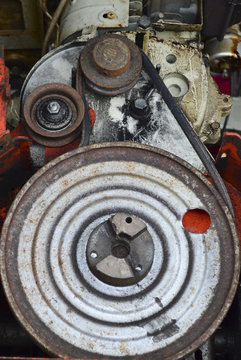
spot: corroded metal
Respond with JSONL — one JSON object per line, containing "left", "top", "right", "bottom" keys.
{"left": 205, "top": 33, "right": 241, "bottom": 74}
{"left": 80, "top": 34, "right": 142, "bottom": 95}
{"left": 24, "top": 83, "right": 85, "bottom": 147}
{"left": 1, "top": 142, "right": 239, "bottom": 359}
{"left": 93, "top": 37, "right": 131, "bottom": 76}
{"left": 87, "top": 213, "right": 154, "bottom": 286}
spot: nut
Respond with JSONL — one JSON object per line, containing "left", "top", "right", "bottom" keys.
{"left": 47, "top": 101, "right": 61, "bottom": 114}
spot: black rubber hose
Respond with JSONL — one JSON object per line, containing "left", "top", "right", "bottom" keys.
{"left": 141, "top": 50, "right": 234, "bottom": 217}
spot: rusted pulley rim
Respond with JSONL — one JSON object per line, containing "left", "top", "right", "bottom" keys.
{"left": 24, "top": 83, "right": 85, "bottom": 147}
{"left": 0, "top": 142, "right": 239, "bottom": 359}
{"left": 80, "top": 34, "right": 142, "bottom": 95}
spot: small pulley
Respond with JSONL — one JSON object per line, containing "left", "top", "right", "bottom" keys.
{"left": 80, "top": 33, "right": 142, "bottom": 95}
{"left": 24, "top": 83, "right": 85, "bottom": 146}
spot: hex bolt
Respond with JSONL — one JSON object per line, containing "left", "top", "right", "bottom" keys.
{"left": 134, "top": 98, "right": 148, "bottom": 110}
{"left": 47, "top": 101, "right": 61, "bottom": 115}
{"left": 130, "top": 98, "right": 150, "bottom": 119}
{"left": 138, "top": 16, "right": 151, "bottom": 29}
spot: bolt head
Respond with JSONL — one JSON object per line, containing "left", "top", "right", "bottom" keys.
{"left": 130, "top": 98, "right": 150, "bottom": 119}
{"left": 211, "top": 122, "right": 220, "bottom": 131}
{"left": 47, "top": 101, "right": 61, "bottom": 115}
{"left": 138, "top": 16, "right": 151, "bottom": 29}
{"left": 134, "top": 98, "right": 148, "bottom": 111}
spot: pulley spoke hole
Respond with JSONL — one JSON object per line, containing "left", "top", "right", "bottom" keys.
{"left": 182, "top": 209, "right": 211, "bottom": 234}
{"left": 125, "top": 216, "right": 132, "bottom": 224}
{"left": 112, "top": 243, "right": 130, "bottom": 258}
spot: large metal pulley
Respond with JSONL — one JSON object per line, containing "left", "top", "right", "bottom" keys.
{"left": 0, "top": 142, "right": 239, "bottom": 359}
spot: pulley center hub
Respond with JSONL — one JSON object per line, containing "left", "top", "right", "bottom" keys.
{"left": 36, "top": 97, "right": 72, "bottom": 131}
{"left": 93, "top": 38, "right": 131, "bottom": 76}
{"left": 86, "top": 213, "right": 154, "bottom": 287}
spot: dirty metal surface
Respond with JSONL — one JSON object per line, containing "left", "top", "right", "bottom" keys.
{"left": 93, "top": 37, "right": 131, "bottom": 76}
{"left": 87, "top": 213, "right": 154, "bottom": 286}
{"left": 24, "top": 83, "right": 85, "bottom": 147}
{"left": 146, "top": 38, "right": 232, "bottom": 144}
{"left": 59, "top": 0, "right": 129, "bottom": 43}
{"left": 1, "top": 142, "right": 239, "bottom": 360}
{"left": 20, "top": 42, "right": 206, "bottom": 172}
{"left": 80, "top": 34, "right": 142, "bottom": 95}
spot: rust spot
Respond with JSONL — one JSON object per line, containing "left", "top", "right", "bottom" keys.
{"left": 231, "top": 37, "right": 241, "bottom": 58}
{"left": 62, "top": 180, "right": 69, "bottom": 186}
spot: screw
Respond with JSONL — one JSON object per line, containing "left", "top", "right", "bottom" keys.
{"left": 138, "top": 16, "right": 151, "bottom": 29}
{"left": 47, "top": 101, "right": 61, "bottom": 114}
{"left": 210, "top": 122, "right": 220, "bottom": 131}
